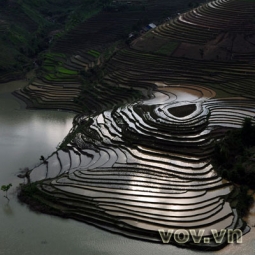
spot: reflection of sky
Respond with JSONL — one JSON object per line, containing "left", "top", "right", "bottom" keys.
{"left": 0, "top": 92, "right": 74, "bottom": 181}
{"left": 7, "top": 83, "right": 253, "bottom": 252}
{"left": 0, "top": 83, "right": 253, "bottom": 255}
{"left": 49, "top": 85, "right": 239, "bottom": 238}
{"left": 0, "top": 110, "right": 73, "bottom": 149}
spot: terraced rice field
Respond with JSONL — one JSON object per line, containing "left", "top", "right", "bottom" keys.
{"left": 14, "top": 0, "right": 208, "bottom": 113}
{"left": 27, "top": 84, "right": 255, "bottom": 250}
{"left": 152, "top": 0, "right": 255, "bottom": 42}
{"left": 18, "top": 0, "right": 255, "bottom": 251}
{"left": 103, "top": 48, "right": 255, "bottom": 99}
{"left": 132, "top": 0, "right": 255, "bottom": 61}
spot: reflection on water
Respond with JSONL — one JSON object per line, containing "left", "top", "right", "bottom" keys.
{"left": 0, "top": 80, "right": 254, "bottom": 255}
{"left": 2, "top": 203, "right": 14, "bottom": 216}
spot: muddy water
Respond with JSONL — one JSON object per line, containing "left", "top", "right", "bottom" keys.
{"left": 0, "top": 80, "right": 254, "bottom": 255}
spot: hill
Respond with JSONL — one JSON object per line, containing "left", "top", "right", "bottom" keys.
{"left": 12, "top": 0, "right": 206, "bottom": 113}
{"left": 0, "top": 0, "right": 110, "bottom": 82}
{"left": 15, "top": 0, "right": 255, "bottom": 251}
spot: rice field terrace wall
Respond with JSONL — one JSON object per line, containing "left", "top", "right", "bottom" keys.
{"left": 14, "top": 0, "right": 208, "bottom": 112}
{"left": 132, "top": 0, "right": 255, "bottom": 62}
{"left": 103, "top": 48, "right": 255, "bottom": 98}
{"left": 12, "top": 51, "right": 144, "bottom": 114}
{"left": 23, "top": 85, "right": 255, "bottom": 250}
{"left": 17, "top": 0, "right": 255, "bottom": 251}
{"left": 51, "top": 0, "right": 205, "bottom": 55}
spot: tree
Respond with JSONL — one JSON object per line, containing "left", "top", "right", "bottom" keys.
{"left": 241, "top": 117, "right": 254, "bottom": 146}
{"left": 1, "top": 184, "right": 12, "bottom": 201}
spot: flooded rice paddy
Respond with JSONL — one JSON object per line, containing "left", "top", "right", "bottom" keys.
{"left": 0, "top": 81, "right": 254, "bottom": 254}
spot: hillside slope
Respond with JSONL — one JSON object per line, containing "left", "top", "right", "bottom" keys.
{"left": 13, "top": 0, "right": 206, "bottom": 113}
{"left": 0, "top": 0, "right": 109, "bottom": 82}
{"left": 132, "top": 0, "right": 255, "bottom": 61}
{"left": 18, "top": 0, "right": 255, "bottom": 251}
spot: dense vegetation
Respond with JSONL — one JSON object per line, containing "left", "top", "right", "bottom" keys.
{"left": 213, "top": 118, "right": 255, "bottom": 216}
{"left": 0, "top": 0, "right": 111, "bottom": 81}
{"left": 213, "top": 118, "right": 255, "bottom": 188}
{"left": 1, "top": 0, "right": 208, "bottom": 83}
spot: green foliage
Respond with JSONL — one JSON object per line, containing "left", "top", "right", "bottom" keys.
{"left": 241, "top": 117, "right": 255, "bottom": 146}
{"left": 156, "top": 41, "right": 179, "bottom": 55}
{"left": 56, "top": 67, "right": 78, "bottom": 75}
{"left": 0, "top": 0, "right": 109, "bottom": 75}
{"left": 64, "top": 0, "right": 109, "bottom": 32}
{"left": 1, "top": 184, "right": 12, "bottom": 192}
{"left": 21, "top": 182, "right": 39, "bottom": 196}
{"left": 20, "top": 181, "right": 59, "bottom": 210}
{"left": 21, "top": 3, "right": 48, "bottom": 25}
{"left": 1, "top": 183, "right": 12, "bottom": 200}
{"left": 213, "top": 117, "right": 255, "bottom": 189}
{"left": 213, "top": 118, "right": 255, "bottom": 216}
{"left": 87, "top": 50, "right": 101, "bottom": 58}
{"left": 235, "top": 186, "right": 254, "bottom": 217}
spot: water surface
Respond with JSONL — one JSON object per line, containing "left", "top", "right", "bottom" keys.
{"left": 0, "top": 80, "right": 254, "bottom": 255}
